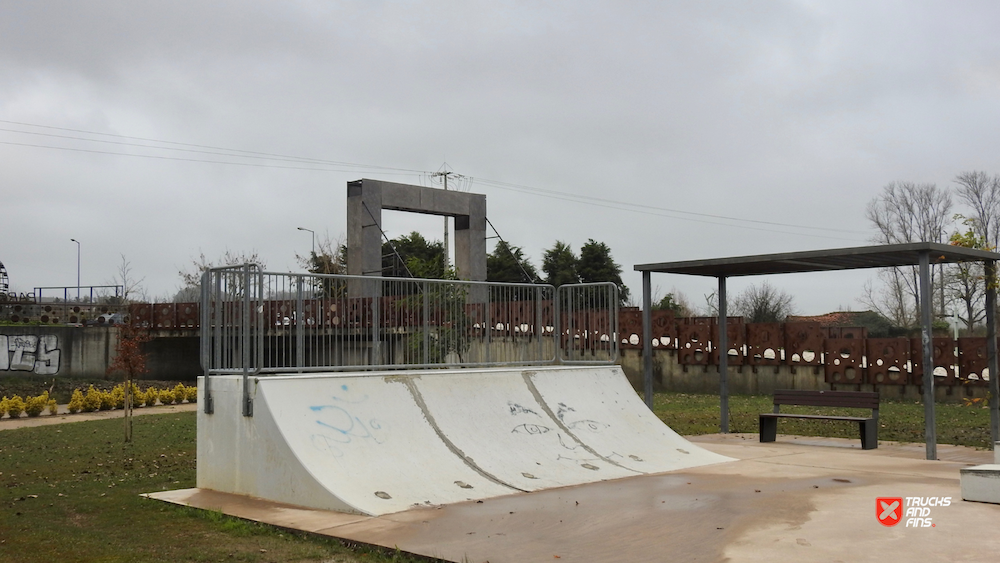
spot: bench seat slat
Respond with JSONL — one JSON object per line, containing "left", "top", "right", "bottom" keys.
{"left": 773, "top": 390, "right": 879, "bottom": 410}
{"left": 760, "top": 413, "right": 871, "bottom": 422}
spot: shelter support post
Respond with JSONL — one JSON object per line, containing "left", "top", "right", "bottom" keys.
{"left": 919, "top": 251, "right": 936, "bottom": 460}
{"left": 986, "top": 261, "right": 1000, "bottom": 446}
{"left": 718, "top": 276, "right": 729, "bottom": 433}
{"left": 642, "top": 271, "right": 653, "bottom": 409}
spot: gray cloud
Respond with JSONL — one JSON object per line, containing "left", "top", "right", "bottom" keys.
{"left": 2, "top": 1, "right": 999, "bottom": 311}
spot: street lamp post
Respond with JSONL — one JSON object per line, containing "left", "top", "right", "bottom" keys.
{"left": 70, "top": 238, "right": 80, "bottom": 301}
{"left": 297, "top": 227, "right": 315, "bottom": 256}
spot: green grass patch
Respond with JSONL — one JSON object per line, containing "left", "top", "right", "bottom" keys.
{"left": 0, "top": 412, "right": 440, "bottom": 563}
{"left": 652, "top": 391, "right": 995, "bottom": 449}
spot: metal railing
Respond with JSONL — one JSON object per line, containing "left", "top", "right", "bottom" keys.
{"left": 200, "top": 265, "right": 619, "bottom": 415}
{"left": 558, "top": 282, "right": 620, "bottom": 364}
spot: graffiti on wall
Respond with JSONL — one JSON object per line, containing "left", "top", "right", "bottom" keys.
{"left": 0, "top": 335, "right": 60, "bottom": 375}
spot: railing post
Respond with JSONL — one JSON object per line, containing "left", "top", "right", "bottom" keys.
{"left": 296, "top": 275, "right": 305, "bottom": 372}
{"left": 200, "top": 270, "right": 214, "bottom": 414}
{"left": 537, "top": 285, "right": 544, "bottom": 362}
{"left": 422, "top": 280, "right": 430, "bottom": 365}
{"left": 241, "top": 264, "right": 253, "bottom": 417}
{"left": 485, "top": 284, "right": 492, "bottom": 365}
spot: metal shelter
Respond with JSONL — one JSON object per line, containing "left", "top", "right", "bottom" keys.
{"left": 635, "top": 242, "right": 1000, "bottom": 460}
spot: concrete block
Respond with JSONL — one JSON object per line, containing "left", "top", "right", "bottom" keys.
{"left": 960, "top": 464, "right": 1000, "bottom": 504}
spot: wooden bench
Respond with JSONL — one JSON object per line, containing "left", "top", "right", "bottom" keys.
{"left": 759, "top": 389, "right": 880, "bottom": 450}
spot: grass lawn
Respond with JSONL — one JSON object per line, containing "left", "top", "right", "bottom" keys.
{"left": 0, "top": 391, "right": 993, "bottom": 562}
{"left": 0, "top": 411, "right": 440, "bottom": 563}
{"left": 651, "top": 392, "right": 995, "bottom": 449}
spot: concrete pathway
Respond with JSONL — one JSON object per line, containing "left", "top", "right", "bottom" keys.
{"left": 0, "top": 402, "right": 197, "bottom": 431}
{"left": 148, "top": 433, "right": 1000, "bottom": 563}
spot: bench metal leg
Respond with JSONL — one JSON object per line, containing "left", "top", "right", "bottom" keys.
{"left": 860, "top": 419, "right": 878, "bottom": 450}
{"left": 760, "top": 416, "right": 777, "bottom": 442}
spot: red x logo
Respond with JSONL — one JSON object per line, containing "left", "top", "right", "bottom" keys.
{"left": 877, "top": 497, "right": 903, "bottom": 527}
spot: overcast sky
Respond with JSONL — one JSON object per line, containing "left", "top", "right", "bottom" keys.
{"left": 3, "top": 1, "right": 999, "bottom": 314}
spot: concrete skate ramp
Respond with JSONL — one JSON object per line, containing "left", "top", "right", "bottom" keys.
{"left": 197, "top": 366, "right": 731, "bottom": 516}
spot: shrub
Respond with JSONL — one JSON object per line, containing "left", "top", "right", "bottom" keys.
{"left": 82, "top": 386, "right": 102, "bottom": 413}
{"left": 129, "top": 383, "right": 143, "bottom": 407}
{"left": 0, "top": 396, "right": 8, "bottom": 418}
{"left": 98, "top": 388, "right": 115, "bottom": 411}
{"left": 47, "top": 399, "right": 58, "bottom": 415}
{"left": 185, "top": 385, "right": 198, "bottom": 403}
{"left": 111, "top": 385, "right": 126, "bottom": 409}
{"left": 25, "top": 393, "right": 48, "bottom": 417}
{"left": 7, "top": 395, "right": 25, "bottom": 418}
{"left": 158, "top": 389, "right": 175, "bottom": 406}
{"left": 173, "top": 383, "right": 188, "bottom": 404}
{"left": 142, "top": 388, "right": 158, "bottom": 407}
{"left": 67, "top": 389, "right": 84, "bottom": 414}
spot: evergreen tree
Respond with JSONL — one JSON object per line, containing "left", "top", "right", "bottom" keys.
{"left": 382, "top": 232, "right": 446, "bottom": 278}
{"left": 578, "top": 239, "right": 630, "bottom": 304}
{"left": 542, "top": 241, "right": 579, "bottom": 287}
{"left": 487, "top": 241, "right": 539, "bottom": 283}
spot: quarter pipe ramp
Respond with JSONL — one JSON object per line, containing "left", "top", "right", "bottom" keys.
{"left": 197, "top": 366, "right": 731, "bottom": 516}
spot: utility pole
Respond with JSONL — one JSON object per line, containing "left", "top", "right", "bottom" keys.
{"left": 431, "top": 167, "right": 465, "bottom": 271}
{"left": 443, "top": 172, "right": 449, "bottom": 270}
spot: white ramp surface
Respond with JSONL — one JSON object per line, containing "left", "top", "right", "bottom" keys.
{"left": 198, "top": 366, "right": 732, "bottom": 516}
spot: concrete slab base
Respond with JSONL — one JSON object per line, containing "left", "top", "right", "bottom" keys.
{"left": 149, "top": 435, "right": 1000, "bottom": 563}
{"left": 961, "top": 464, "right": 1000, "bottom": 504}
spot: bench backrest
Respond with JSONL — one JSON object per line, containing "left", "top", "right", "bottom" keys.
{"left": 773, "top": 389, "right": 879, "bottom": 410}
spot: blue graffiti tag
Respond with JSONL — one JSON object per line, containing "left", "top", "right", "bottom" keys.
{"left": 307, "top": 386, "right": 387, "bottom": 457}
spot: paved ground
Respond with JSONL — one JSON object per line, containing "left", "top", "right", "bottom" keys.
{"left": 150, "top": 432, "right": 1000, "bottom": 563}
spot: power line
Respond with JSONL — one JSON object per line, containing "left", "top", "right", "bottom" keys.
{"left": 0, "top": 119, "right": 425, "bottom": 173}
{"left": 0, "top": 118, "right": 869, "bottom": 241}
{"left": 0, "top": 140, "right": 422, "bottom": 177}
{"left": 474, "top": 177, "right": 864, "bottom": 236}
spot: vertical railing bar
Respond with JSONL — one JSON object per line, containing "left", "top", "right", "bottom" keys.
{"left": 241, "top": 264, "right": 251, "bottom": 416}
{"left": 296, "top": 275, "right": 305, "bottom": 372}
{"left": 200, "top": 270, "right": 214, "bottom": 414}
{"left": 485, "top": 281, "right": 492, "bottom": 365}
{"left": 423, "top": 280, "right": 430, "bottom": 365}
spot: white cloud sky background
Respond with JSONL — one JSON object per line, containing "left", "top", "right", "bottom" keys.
{"left": 2, "top": 1, "right": 1000, "bottom": 313}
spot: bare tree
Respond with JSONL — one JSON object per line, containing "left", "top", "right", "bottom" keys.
{"left": 176, "top": 249, "right": 265, "bottom": 300}
{"left": 731, "top": 281, "right": 795, "bottom": 323}
{"left": 863, "top": 182, "right": 952, "bottom": 326}
{"left": 105, "top": 254, "right": 146, "bottom": 304}
{"left": 954, "top": 171, "right": 1000, "bottom": 248}
{"left": 295, "top": 232, "right": 347, "bottom": 275}
{"left": 944, "top": 172, "right": 1000, "bottom": 333}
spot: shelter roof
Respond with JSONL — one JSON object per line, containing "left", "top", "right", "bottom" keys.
{"left": 634, "top": 242, "right": 1000, "bottom": 278}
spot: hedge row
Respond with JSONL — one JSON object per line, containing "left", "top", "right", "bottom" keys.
{"left": 0, "top": 383, "right": 197, "bottom": 419}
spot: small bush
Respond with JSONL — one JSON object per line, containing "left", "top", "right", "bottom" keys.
{"left": 0, "top": 396, "right": 8, "bottom": 418}
{"left": 7, "top": 395, "right": 25, "bottom": 418}
{"left": 47, "top": 399, "right": 58, "bottom": 415}
{"left": 111, "top": 385, "right": 126, "bottom": 409}
{"left": 129, "top": 383, "right": 143, "bottom": 407}
{"left": 158, "top": 389, "right": 175, "bottom": 406}
{"left": 173, "top": 383, "right": 188, "bottom": 404}
{"left": 25, "top": 393, "right": 48, "bottom": 417}
{"left": 82, "top": 386, "right": 102, "bottom": 413}
{"left": 185, "top": 385, "right": 198, "bottom": 403}
{"left": 67, "top": 389, "right": 84, "bottom": 414}
{"left": 142, "top": 388, "right": 158, "bottom": 407}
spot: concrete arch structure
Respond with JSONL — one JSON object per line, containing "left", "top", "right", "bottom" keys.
{"left": 347, "top": 179, "right": 487, "bottom": 281}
